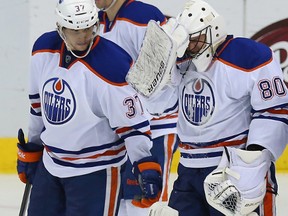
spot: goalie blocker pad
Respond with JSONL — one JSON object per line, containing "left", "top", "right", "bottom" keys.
{"left": 126, "top": 20, "right": 177, "bottom": 98}
{"left": 204, "top": 147, "right": 271, "bottom": 216}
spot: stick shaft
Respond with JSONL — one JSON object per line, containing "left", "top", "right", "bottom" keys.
{"left": 19, "top": 183, "right": 31, "bottom": 216}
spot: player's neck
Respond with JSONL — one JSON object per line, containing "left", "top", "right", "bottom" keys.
{"left": 106, "top": 0, "right": 125, "bottom": 21}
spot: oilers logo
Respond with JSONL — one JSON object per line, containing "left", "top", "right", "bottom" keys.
{"left": 181, "top": 76, "right": 215, "bottom": 126}
{"left": 42, "top": 78, "right": 76, "bottom": 125}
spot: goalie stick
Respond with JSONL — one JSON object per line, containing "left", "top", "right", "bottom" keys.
{"left": 19, "top": 182, "right": 31, "bottom": 216}
{"left": 126, "top": 20, "right": 177, "bottom": 98}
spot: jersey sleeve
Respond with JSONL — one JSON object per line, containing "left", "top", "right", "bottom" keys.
{"left": 146, "top": 84, "right": 179, "bottom": 117}
{"left": 27, "top": 51, "right": 45, "bottom": 144}
{"left": 99, "top": 83, "right": 153, "bottom": 163}
{"left": 247, "top": 53, "right": 288, "bottom": 160}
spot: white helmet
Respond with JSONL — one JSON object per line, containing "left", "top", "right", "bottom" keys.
{"left": 55, "top": 0, "right": 99, "bottom": 58}
{"left": 177, "top": 0, "right": 227, "bottom": 72}
{"left": 56, "top": 0, "right": 98, "bottom": 30}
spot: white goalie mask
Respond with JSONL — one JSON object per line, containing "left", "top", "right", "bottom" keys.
{"left": 177, "top": 0, "right": 227, "bottom": 72}
{"left": 55, "top": 0, "right": 99, "bottom": 58}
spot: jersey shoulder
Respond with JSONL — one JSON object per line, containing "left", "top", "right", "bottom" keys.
{"left": 85, "top": 36, "right": 133, "bottom": 84}
{"left": 99, "top": 0, "right": 165, "bottom": 25}
{"left": 120, "top": 0, "right": 165, "bottom": 24}
{"left": 32, "top": 31, "right": 62, "bottom": 54}
{"left": 217, "top": 35, "right": 272, "bottom": 71}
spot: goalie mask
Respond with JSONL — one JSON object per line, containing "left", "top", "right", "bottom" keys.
{"left": 177, "top": 0, "right": 227, "bottom": 72}
{"left": 55, "top": 0, "right": 99, "bottom": 58}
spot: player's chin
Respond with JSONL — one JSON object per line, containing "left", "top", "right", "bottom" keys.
{"left": 74, "top": 44, "right": 89, "bottom": 51}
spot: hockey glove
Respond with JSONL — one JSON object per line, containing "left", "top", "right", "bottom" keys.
{"left": 17, "top": 128, "right": 43, "bottom": 184}
{"left": 162, "top": 18, "right": 189, "bottom": 58}
{"left": 204, "top": 147, "right": 271, "bottom": 216}
{"left": 132, "top": 156, "right": 162, "bottom": 208}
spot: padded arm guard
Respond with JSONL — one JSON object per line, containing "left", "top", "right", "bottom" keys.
{"left": 204, "top": 147, "right": 272, "bottom": 216}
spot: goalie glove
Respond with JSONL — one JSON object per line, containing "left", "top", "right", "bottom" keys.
{"left": 204, "top": 147, "right": 272, "bottom": 216}
{"left": 126, "top": 19, "right": 188, "bottom": 98}
{"left": 161, "top": 17, "right": 189, "bottom": 58}
{"left": 17, "top": 128, "right": 43, "bottom": 184}
{"left": 132, "top": 156, "right": 162, "bottom": 208}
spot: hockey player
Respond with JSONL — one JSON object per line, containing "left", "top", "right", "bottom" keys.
{"left": 147, "top": 0, "right": 288, "bottom": 215}
{"left": 94, "top": 0, "right": 179, "bottom": 215}
{"left": 16, "top": 0, "right": 162, "bottom": 215}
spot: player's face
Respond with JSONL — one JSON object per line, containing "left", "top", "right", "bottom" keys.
{"left": 95, "top": 0, "right": 113, "bottom": 9}
{"left": 62, "top": 26, "right": 94, "bottom": 51}
{"left": 187, "top": 34, "right": 207, "bottom": 55}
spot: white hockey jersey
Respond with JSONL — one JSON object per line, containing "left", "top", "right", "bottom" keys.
{"left": 98, "top": 0, "right": 178, "bottom": 138}
{"left": 28, "top": 31, "right": 153, "bottom": 178}
{"left": 165, "top": 35, "right": 288, "bottom": 168}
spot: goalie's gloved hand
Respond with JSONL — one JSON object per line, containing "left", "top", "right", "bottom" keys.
{"left": 204, "top": 147, "right": 272, "bottom": 216}
{"left": 132, "top": 156, "right": 162, "bottom": 208}
{"left": 161, "top": 18, "right": 189, "bottom": 58}
{"left": 17, "top": 128, "right": 43, "bottom": 184}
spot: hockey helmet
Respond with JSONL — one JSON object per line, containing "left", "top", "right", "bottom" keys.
{"left": 177, "top": 0, "right": 227, "bottom": 72}
{"left": 55, "top": 0, "right": 99, "bottom": 58}
{"left": 56, "top": 0, "right": 98, "bottom": 30}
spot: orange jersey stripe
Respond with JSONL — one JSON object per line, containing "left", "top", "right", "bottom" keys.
{"left": 116, "top": 127, "right": 152, "bottom": 136}
{"left": 267, "top": 109, "right": 288, "bottom": 114}
{"left": 32, "top": 49, "right": 60, "bottom": 56}
{"left": 151, "top": 113, "right": 178, "bottom": 121}
{"left": 61, "top": 146, "right": 126, "bottom": 161}
{"left": 31, "top": 103, "right": 41, "bottom": 108}
{"left": 264, "top": 178, "right": 274, "bottom": 216}
{"left": 108, "top": 167, "right": 119, "bottom": 216}
{"left": 161, "top": 134, "right": 176, "bottom": 202}
{"left": 80, "top": 59, "right": 128, "bottom": 87}
{"left": 217, "top": 56, "right": 273, "bottom": 72}
{"left": 115, "top": 127, "right": 133, "bottom": 134}
{"left": 180, "top": 137, "right": 247, "bottom": 149}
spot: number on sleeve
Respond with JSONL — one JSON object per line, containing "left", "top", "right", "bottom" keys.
{"left": 124, "top": 97, "right": 136, "bottom": 118}
{"left": 123, "top": 95, "right": 145, "bottom": 118}
{"left": 258, "top": 76, "right": 287, "bottom": 100}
